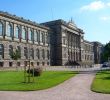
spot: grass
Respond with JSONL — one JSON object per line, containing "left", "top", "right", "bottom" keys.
{"left": 91, "top": 70, "right": 110, "bottom": 94}
{"left": 0, "top": 71, "right": 77, "bottom": 91}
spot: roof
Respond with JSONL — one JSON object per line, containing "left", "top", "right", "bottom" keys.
{"left": 0, "top": 11, "right": 49, "bottom": 30}
{"left": 41, "top": 19, "right": 84, "bottom": 34}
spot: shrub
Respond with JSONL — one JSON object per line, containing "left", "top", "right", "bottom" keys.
{"left": 27, "top": 67, "right": 43, "bottom": 77}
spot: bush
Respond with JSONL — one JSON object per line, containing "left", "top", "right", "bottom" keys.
{"left": 27, "top": 67, "right": 43, "bottom": 77}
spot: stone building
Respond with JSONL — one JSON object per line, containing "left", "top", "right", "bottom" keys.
{"left": 42, "top": 19, "right": 84, "bottom": 66}
{"left": 0, "top": 11, "right": 50, "bottom": 67}
{"left": 81, "top": 40, "right": 94, "bottom": 65}
{"left": 92, "top": 42, "right": 103, "bottom": 64}
{"left": 0, "top": 11, "right": 103, "bottom": 67}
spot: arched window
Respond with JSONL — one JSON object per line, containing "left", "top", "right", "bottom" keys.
{"left": 30, "top": 48, "right": 34, "bottom": 59}
{"left": 22, "top": 28, "right": 26, "bottom": 40}
{"left": 15, "top": 26, "right": 20, "bottom": 38}
{"left": 9, "top": 45, "right": 13, "bottom": 56}
{"left": 37, "top": 30, "right": 40, "bottom": 42}
{"left": 36, "top": 49, "right": 40, "bottom": 59}
{"left": 34, "top": 30, "right": 38, "bottom": 42}
{"left": 42, "top": 49, "right": 45, "bottom": 59}
{"left": 47, "top": 50, "right": 49, "bottom": 59}
{"left": 24, "top": 47, "right": 28, "bottom": 59}
{"left": 43, "top": 33, "right": 45, "bottom": 44}
{"left": 7, "top": 23, "right": 12, "bottom": 37}
{"left": 17, "top": 46, "right": 21, "bottom": 58}
{"left": 40, "top": 32, "right": 43, "bottom": 43}
{"left": 0, "top": 22, "right": 3, "bottom": 36}
{"left": 45, "top": 33, "right": 48, "bottom": 43}
{"left": 29, "top": 29, "right": 33, "bottom": 41}
{"left": 0, "top": 44, "right": 4, "bottom": 59}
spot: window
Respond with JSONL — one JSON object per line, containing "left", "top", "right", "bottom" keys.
{"left": 15, "top": 26, "right": 20, "bottom": 38}
{"left": 42, "top": 49, "right": 45, "bottom": 59}
{"left": 9, "top": 45, "right": 13, "bottom": 57}
{"left": 45, "top": 33, "right": 49, "bottom": 44}
{"left": 40, "top": 32, "right": 43, "bottom": 43}
{"left": 17, "top": 46, "right": 21, "bottom": 58}
{"left": 42, "top": 62, "right": 45, "bottom": 66}
{"left": 38, "top": 30, "right": 40, "bottom": 42}
{"left": 36, "top": 49, "right": 40, "bottom": 59}
{"left": 30, "top": 48, "right": 34, "bottom": 59}
{"left": 24, "top": 47, "right": 28, "bottom": 59}
{"left": 63, "top": 37, "right": 66, "bottom": 45}
{"left": 37, "top": 62, "right": 39, "bottom": 66}
{"left": 43, "top": 33, "right": 45, "bottom": 44}
{"left": 7, "top": 23, "right": 12, "bottom": 37}
{"left": 9, "top": 62, "right": 13, "bottom": 67}
{"left": 47, "top": 50, "right": 49, "bottom": 59}
{"left": 47, "top": 62, "right": 49, "bottom": 65}
{"left": 0, "top": 62, "right": 4, "bottom": 67}
{"left": 17, "top": 62, "right": 20, "bottom": 66}
{"left": 22, "top": 28, "right": 26, "bottom": 40}
{"left": 29, "top": 29, "right": 33, "bottom": 41}
{"left": 34, "top": 31, "right": 38, "bottom": 42}
{"left": 0, "top": 44, "right": 4, "bottom": 59}
{"left": 0, "top": 22, "right": 3, "bottom": 36}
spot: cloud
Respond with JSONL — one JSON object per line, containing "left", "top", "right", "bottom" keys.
{"left": 100, "top": 16, "right": 110, "bottom": 21}
{"left": 80, "top": 1, "right": 105, "bottom": 11}
{"left": 107, "top": 2, "right": 110, "bottom": 6}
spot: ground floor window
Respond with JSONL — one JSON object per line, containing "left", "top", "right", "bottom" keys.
{"left": 17, "top": 62, "right": 20, "bottom": 66}
{"left": 47, "top": 62, "right": 49, "bottom": 65}
{"left": 37, "top": 62, "right": 39, "bottom": 66}
{"left": 31, "top": 62, "right": 34, "bottom": 66}
{"left": 9, "top": 62, "right": 13, "bottom": 67}
{"left": 0, "top": 62, "right": 4, "bottom": 67}
{"left": 42, "top": 62, "right": 45, "bottom": 66}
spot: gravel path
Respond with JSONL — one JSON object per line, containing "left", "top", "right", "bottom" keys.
{"left": 0, "top": 72, "right": 110, "bottom": 100}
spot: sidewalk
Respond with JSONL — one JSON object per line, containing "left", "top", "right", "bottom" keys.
{"left": 0, "top": 72, "right": 110, "bottom": 100}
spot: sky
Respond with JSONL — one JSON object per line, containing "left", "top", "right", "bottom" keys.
{"left": 0, "top": 0, "right": 110, "bottom": 44}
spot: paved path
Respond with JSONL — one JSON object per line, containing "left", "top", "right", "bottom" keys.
{"left": 0, "top": 72, "right": 110, "bottom": 100}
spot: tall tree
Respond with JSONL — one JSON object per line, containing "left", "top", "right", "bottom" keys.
{"left": 10, "top": 49, "right": 21, "bottom": 70}
{"left": 101, "top": 42, "right": 110, "bottom": 62}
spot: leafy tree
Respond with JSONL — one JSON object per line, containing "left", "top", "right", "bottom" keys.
{"left": 10, "top": 49, "right": 21, "bottom": 60}
{"left": 10, "top": 49, "right": 21, "bottom": 70}
{"left": 101, "top": 42, "right": 110, "bottom": 62}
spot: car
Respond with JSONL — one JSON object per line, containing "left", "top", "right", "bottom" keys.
{"left": 101, "top": 62, "right": 110, "bottom": 68}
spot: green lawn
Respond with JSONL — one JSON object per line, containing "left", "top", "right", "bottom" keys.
{"left": 0, "top": 71, "right": 77, "bottom": 91}
{"left": 91, "top": 70, "right": 110, "bottom": 94}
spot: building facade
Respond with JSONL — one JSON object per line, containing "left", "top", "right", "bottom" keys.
{"left": 0, "top": 11, "right": 103, "bottom": 67}
{"left": 92, "top": 42, "right": 103, "bottom": 64}
{"left": 81, "top": 40, "right": 94, "bottom": 65}
{"left": 42, "top": 19, "right": 84, "bottom": 66}
{"left": 0, "top": 11, "right": 50, "bottom": 67}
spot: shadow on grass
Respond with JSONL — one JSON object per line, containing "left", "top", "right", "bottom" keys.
{"left": 95, "top": 70, "right": 110, "bottom": 80}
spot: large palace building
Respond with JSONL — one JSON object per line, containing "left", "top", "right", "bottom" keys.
{"left": 42, "top": 19, "right": 84, "bottom": 65}
{"left": 0, "top": 11, "right": 103, "bottom": 67}
{"left": 0, "top": 11, "right": 50, "bottom": 67}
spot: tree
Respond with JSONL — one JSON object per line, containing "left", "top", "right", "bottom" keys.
{"left": 101, "top": 42, "right": 110, "bottom": 62}
{"left": 10, "top": 49, "right": 21, "bottom": 70}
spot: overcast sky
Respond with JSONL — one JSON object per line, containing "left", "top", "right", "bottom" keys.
{"left": 0, "top": 0, "right": 110, "bottom": 44}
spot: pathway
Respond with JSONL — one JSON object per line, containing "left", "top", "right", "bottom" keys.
{"left": 0, "top": 72, "right": 110, "bottom": 100}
